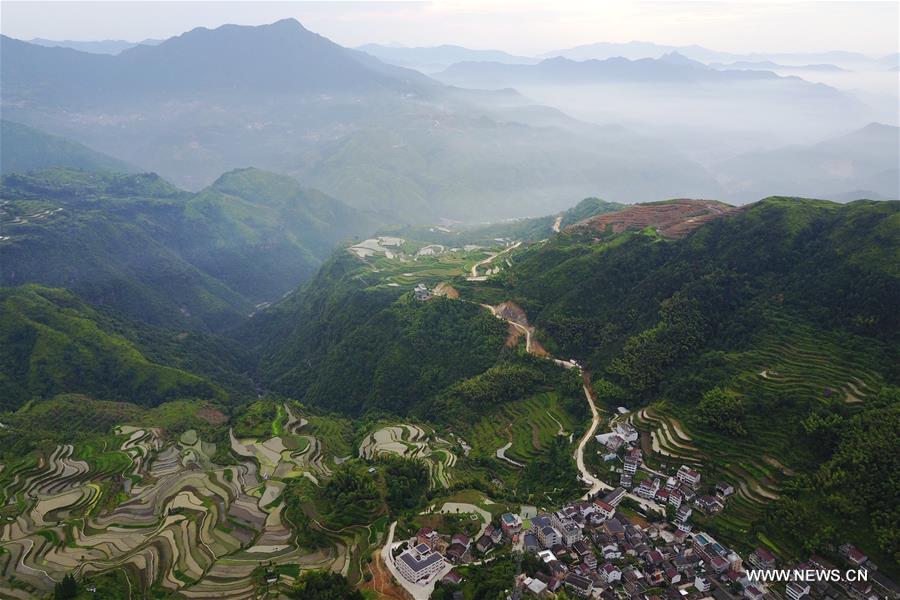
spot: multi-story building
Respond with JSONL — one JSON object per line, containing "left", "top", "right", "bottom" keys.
{"left": 537, "top": 525, "right": 562, "bottom": 549}
{"left": 676, "top": 465, "right": 701, "bottom": 488}
{"left": 396, "top": 543, "right": 445, "bottom": 584}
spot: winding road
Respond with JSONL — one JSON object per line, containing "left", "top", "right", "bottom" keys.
{"left": 478, "top": 276, "right": 666, "bottom": 514}
{"left": 467, "top": 241, "right": 522, "bottom": 280}
{"left": 574, "top": 374, "right": 606, "bottom": 499}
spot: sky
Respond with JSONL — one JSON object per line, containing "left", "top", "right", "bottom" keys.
{"left": 2, "top": 1, "right": 898, "bottom": 57}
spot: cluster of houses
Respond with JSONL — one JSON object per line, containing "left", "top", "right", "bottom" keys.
{"left": 395, "top": 516, "right": 518, "bottom": 586}
{"left": 510, "top": 485, "right": 761, "bottom": 599}
{"left": 509, "top": 485, "right": 899, "bottom": 600}
{"left": 597, "top": 421, "right": 736, "bottom": 531}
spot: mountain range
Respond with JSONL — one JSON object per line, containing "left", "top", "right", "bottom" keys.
{"left": 717, "top": 122, "right": 900, "bottom": 201}
{"left": 27, "top": 37, "right": 162, "bottom": 54}
{"left": 1, "top": 20, "right": 732, "bottom": 219}
{"left": 357, "top": 43, "right": 537, "bottom": 73}
{"left": 0, "top": 166, "right": 378, "bottom": 330}
{"left": 542, "top": 41, "right": 894, "bottom": 68}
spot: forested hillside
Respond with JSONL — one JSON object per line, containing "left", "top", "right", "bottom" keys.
{"left": 0, "top": 286, "right": 225, "bottom": 411}
{"left": 0, "top": 119, "right": 137, "bottom": 175}
{"left": 456, "top": 197, "right": 899, "bottom": 566}
{"left": 250, "top": 196, "right": 899, "bottom": 568}
{"left": 0, "top": 167, "right": 378, "bottom": 330}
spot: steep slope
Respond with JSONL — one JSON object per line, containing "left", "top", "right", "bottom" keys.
{"left": 0, "top": 21, "right": 723, "bottom": 218}
{"left": 251, "top": 196, "right": 899, "bottom": 567}
{"left": 0, "top": 120, "right": 137, "bottom": 174}
{"left": 249, "top": 252, "right": 510, "bottom": 416}
{"left": 0, "top": 285, "right": 222, "bottom": 411}
{"left": 717, "top": 123, "right": 900, "bottom": 201}
{"left": 0, "top": 167, "right": 377, "bottom": 329}
{"left": 1, "top": 20, "right": 405, "bottom": 106}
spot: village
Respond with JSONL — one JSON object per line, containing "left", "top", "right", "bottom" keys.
{"left": 386, "top": 417, "right": 899, "bottom": 600}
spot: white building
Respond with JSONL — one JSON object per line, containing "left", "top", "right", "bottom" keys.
{"left": 395, "top": 543, "right": 446, "bottom": 584}
{"left": 676, "top": 465, "right": 701, "bottom": 488}
{"left": 786, "top": 582, "right": 811, "bottom": 600}
{"left": 615, "top": 422, "right": 639, "bottom": 443}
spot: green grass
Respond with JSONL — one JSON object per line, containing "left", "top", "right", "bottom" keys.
{"left": 463, "top": 392, "right": 574, "bottom": 463}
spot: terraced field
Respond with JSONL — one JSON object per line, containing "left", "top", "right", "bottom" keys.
{"left": 0, "top": 404, "right": 367, "bottom": 598}
{"left": 631, "top": 405, "right": 785, "bottom": 543}
{"left": 734, "top": 332, "right": 884, "bottom": 407}
{"left": 463, "top": 393, "right": 575, "bottom": 466}
{"left": 349, "top": 237, "right": 499, "bottom": 291}
{"left": 630, "top": 319, "right": 884, "bottom": 552}
{"left": 358, "top": 424, "right": 458, "bottom": 488}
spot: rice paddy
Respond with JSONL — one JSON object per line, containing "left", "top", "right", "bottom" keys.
{"left": 0, "top": 403, "right": 370, "bottom": 598}
{"left": 358, "top": 424, "right": 458, "bottom": 488}
{"left": 463, "top": 392, "right": 575, "bottom": 465}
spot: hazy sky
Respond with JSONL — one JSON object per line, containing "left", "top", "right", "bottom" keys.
{"left": 2, "top": 1, "right": 898, "bottom": 56}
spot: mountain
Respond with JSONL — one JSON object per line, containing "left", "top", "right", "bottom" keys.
{"left": 542, "top": 41, "right": 707, "bottom": 61}
{"left": 27, "top": 37, "right": 162, "bottom": 54}
{"left": 544, "top": 41, "right": 880, "bottom": 67}
{"left": 0, "top": 167, "right": 378, "bottom": 330}
{"left": 0, "top": 21, "right": 724, "bottom": 218}
{"left": 0, "top": 119, "right": 137, "bottom": 174}
{"left": 250, "top": 195, "right": 899, "bottom": 570}
{"left": 3, "top": 21, "right": 407, "bottom": 104}
{"left": 356, "top": 43, "right": 537, "bottom": 73}
{"left": 709, "top": 60, "right": 846, "bottom": 72}
{"left": 0, "top": 285, "right": 223, "bottom": 411}
{"left": 436, "top": 54, "right": 847, "bottom": 87}
{"left": 717, "top": 123, "right": 900, "bottom": 202}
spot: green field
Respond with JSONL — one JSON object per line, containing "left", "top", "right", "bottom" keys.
{"left": 462, "top": 392, "right": 575, "bottom": 463}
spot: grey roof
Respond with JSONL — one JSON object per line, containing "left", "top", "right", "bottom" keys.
{"left": 566, "top": 573, "right": 593, "bottom": 591}
{"left": 399, "top": 550, "right": 443, "bottom": 573}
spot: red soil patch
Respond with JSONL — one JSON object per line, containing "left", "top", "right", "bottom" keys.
{"left": 433, "top": 283, "right": 460, "bottom": 299}
{"left": 363, "top": 552, "right": 411, "bottom": 600}
{"left": 196, "top": 406, "right": 228, "bottom": 426}
{"left": 529, "top": 338, "right": 549, "bottom": 358}
{"left": 505, "top": 323, "right": 524, "bottom": 348}
{"left": 493, "top": 301, "right": 529, "bottom": 327}
{"left": 568, "top": 199, "right": 737, "bottom": 239}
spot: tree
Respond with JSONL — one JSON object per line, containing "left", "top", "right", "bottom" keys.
{"left": 290, "top": 570, "right": 363, "bottom": 600}
{"left": 695, "top": 387, "right": 747, "bottom": 436}
{"left": 54, "top": 574, "right": 78, "bottom": 600}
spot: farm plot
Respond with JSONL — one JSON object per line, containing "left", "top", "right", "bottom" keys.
{"left": 0, "top": 410, "right": 347, "bottom": 598}
{"left": 731, "top": 318, "right": 884, "bottom": 407}
{"left": 358, "top": 424, "right": 457, "bottom": 488}
{"left": 464, "top": 393, "right": 575, "bottom": 465}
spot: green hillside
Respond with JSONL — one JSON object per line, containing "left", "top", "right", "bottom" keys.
{"left": 0, "top": 285, "right": 223, "bottom": 411}
{"left": 0, "top": 119, "right": 137, "bottom": 175}
{"left": 253, "top": 251, "right": 510, "bottom": 415}
{"left": 455, "top": 197, "right": 899, "bottom": 566}
{"left": 0, "top": 167, "right": 379, "bottom": 330}
{"left": 251, "top": 196, "right": 899, "bottom": 567}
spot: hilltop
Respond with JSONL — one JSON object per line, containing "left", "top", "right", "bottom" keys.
{"left": 0, "top": 167, "right": 378, "bottom": 330}
{"left": 568, "top": 199, "right": 737, "bottom": 239}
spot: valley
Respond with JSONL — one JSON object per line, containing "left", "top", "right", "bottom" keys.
{"left": 2, "top": 192, "right": 895, "bottom": 598}
{"left": 0, "top": 10, "right": 897, "bottom": 598}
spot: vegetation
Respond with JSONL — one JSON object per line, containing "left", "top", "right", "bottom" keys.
{"left": 254, "top": 255, "right": 509, "bottom": 415}
{"left": 0, "top": 285, "right": 223, "bottom": 411}
{"left": 379, "top": 455, "right": 430, "bottom": 515}
{"left": 0, "top": 120, "right": 135, "bottom": 175}
{"left": 290, "top": 570, "right": 363, "bottom": 599}
{"left": 0, "top": 167, "right": 377, "bottom": 330}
